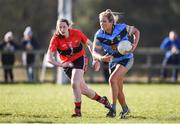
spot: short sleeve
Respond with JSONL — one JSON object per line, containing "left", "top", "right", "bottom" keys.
{"left": 48, "top": 35, "right": 58, "bottom": 52}
{"left": 93, "top": 33, "right": 102, "bottom": 51}
{"left": 93, "top": 39, "right": 102, "bottom": 51}
{"left": 76, "top": 30, "right": 88, "bottom": 44}
{"left": 126, "top": 25, "right": 135, "bottom": 36}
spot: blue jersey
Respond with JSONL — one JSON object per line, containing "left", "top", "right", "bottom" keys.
{"left": 160, "top": 37, "right": 180, "bottom": 58}
{"left": 94, "top": 23, "right": 134, "bottom": 63}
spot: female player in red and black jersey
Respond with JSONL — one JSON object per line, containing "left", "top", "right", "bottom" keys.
{"left": 47, "top": 18, "right": 111, "bottom": 117}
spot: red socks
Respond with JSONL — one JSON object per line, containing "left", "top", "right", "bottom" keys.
{"left": 74, "top": 101, "right": 81, "bottom": 114}
{"left": 92, "top": 93, "right": 105, "bottom": 104}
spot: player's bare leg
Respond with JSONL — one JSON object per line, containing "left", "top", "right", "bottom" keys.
{"left": 71, "top": 69, "right": 82, "bottom": 117}
{"left": 107, "top": 64, "right": 129, "bottom": 118}
{"left": 116, "top": 65, "right": 130, "bottom": 119}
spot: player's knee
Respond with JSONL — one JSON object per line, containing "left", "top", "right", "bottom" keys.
{"left": 109, "top": 76, "right": 116, "bottom": 84}
{"left": 109, "top": 76, "right": 123, "bottom": 84}
{"left": 71, "top": 81, "right": 79, "bottom": 89}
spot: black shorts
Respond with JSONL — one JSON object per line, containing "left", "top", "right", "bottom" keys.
{"left": 63, "top": 56, "right": 88, "bottom": 79}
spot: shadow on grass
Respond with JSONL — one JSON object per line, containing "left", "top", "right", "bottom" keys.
{"left": 0, "top": 112, "right": 12, "bottom": 116}
{"left": 0, "top": 112, "right": 61, "bottom": 123}
{"left": 119, "top": 115, "right": 148, "bottom": 120}
{"left": 82, "top": 113, "right": 149, "bottom": 120}
{"left": 128, "top": 115, "right": 149, "bottom": 119}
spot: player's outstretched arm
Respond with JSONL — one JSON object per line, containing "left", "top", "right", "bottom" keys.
{"left": 47, "top": 50, "right": 73, "bottom": 67}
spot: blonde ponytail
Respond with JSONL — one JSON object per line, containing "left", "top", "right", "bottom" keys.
{"left": 99, "top": 9, "right": 123, "bottom": 24}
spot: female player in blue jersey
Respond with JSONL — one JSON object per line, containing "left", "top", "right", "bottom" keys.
{"left": 92, "top": 9, "right": 140, "bottom": 118}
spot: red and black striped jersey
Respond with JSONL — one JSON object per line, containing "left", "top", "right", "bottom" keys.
{"left": 48, "top": 29, "right": 87, "bottom": 63}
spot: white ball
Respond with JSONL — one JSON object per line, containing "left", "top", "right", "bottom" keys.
{"left": 117, "top": 40, "right": 132, "bottom": 55}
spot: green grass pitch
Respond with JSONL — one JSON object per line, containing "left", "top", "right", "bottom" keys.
{"left": 0, "top": 83, "right": 180, "bottom": 123}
